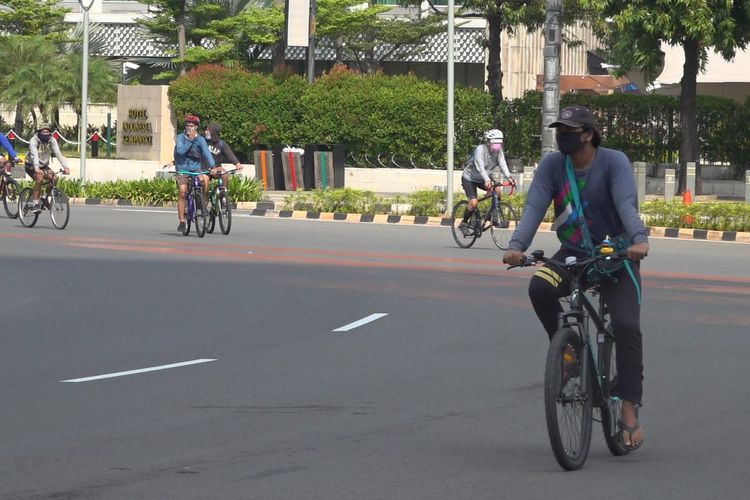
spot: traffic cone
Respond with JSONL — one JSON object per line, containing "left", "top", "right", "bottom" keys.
{"left": 682, "top": 190, "right": 694, "bottom": 225}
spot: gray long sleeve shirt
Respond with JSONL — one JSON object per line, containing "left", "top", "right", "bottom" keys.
{"left": 508, "top": 147, "right": 648, "bottom": 255}
{"left": 462, "top": 144, "right": 511, "bottom": 183}
{"left": 26, "top": 135, "right": 70, "bottom": 171}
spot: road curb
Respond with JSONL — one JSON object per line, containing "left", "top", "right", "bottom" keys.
{"left": 71, "top": 198, "right": 750, "bottom": 242}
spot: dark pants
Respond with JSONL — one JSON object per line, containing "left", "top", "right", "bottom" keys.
{"left": 528, "top": 248, "right": 644, "bottom": 404}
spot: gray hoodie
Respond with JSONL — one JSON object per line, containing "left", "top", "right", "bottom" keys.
{"left": 26, "top": 134, "right": 70, "bottom": 171}
{"left": 461, "top": 144, "right": 511, "bottom": 183}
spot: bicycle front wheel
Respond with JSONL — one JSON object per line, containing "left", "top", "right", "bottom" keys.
{"left": 490, "top": 202, "right": 518, "bottom": 250}
{"left": 218, "top": 191, "right": 232, "bottom": 235}
{"left": 450, "top": 201, "right": 478, "bottom": 248}
{"left": 18, "top": 188, "right": 39, "bottom": 228}
{"left": 3, "top": 178, "right": 20, "bottom": 219}
{"left": 194, "top": 190, "right": 208, "bottom": 238}
{"left": 545, "top": 327, "right": 593, "bottom": 471}
{"left": 50, "top": 188, "right": 70, "bottom": 230}
{"left": 599, "top": 329, "right": 630, "bottom": 456}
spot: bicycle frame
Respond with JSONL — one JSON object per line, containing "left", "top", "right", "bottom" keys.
{"left": 559, "top": 282, "right": 611, "bottom": 407}
{"left": 474, "top": 180, "right": 516, "bottom": 233}
{"left": 523, "top": 249, "right": 625, "bottom": 408}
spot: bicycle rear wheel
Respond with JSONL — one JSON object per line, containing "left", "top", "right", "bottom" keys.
{"left": 545, "top": 327, "right": 593, "bottom": 470}
{"left": 599, "top": 329, "right": 630, "bottom": 456}
{"left": 50, "top": 188, "right": 70, "bottom": 230}
{"left": 450, "top": 200, "right": 479, "bottom": 248}
{"left": 182, "top": 197, "right": 191, "bottom": 236}
{"left": 18, "top": 188, "right": 39, "bottom": 228}
{"left": 194, "top": 190, "right": 208, "bottom": 238}
{"left": 218, "top": 191, "right": 232, "bottom": 235}
{"left": 3, "top": 178, "right": 20, "bottom": 219}
{"left": 490, "top": 202, "right": 518, "bottom": 250}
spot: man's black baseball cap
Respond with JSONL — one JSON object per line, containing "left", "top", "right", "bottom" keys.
{"left": 549, "top": 106, "right": 596, "bottom": 129}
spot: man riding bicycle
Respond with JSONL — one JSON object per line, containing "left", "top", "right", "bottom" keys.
{"left": 24, "top": 124, "right": 71, "bottom": 214}
{"left": 503, "top": 106, "right": 649, "bottom": 450}
{"left": 174, "top": 114, "right": 215, "bottom": 233}
{"left": 459, "top": 129, "right": 515, "bottom": 235}
{"left": 203, "top": 123, "right": 243, "bottom": 186}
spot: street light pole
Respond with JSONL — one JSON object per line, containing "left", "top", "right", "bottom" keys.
{"left": 446, "top": 0, "right": 455, "bottom": 214}
{"left": 541, "top": 0, "right": 563, "bottom": 157}
{"left": 79, "top": 0, "right": 95, "bottom": 183}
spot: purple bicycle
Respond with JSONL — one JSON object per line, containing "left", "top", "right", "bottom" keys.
{"left": 169, "top": 170, "right": 209, "bottom": 237}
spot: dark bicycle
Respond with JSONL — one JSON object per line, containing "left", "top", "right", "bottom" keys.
{"left": 510, "top": 244, "right": 632, "bottom": 470}
{"left": 450, "top": 179, "right": 518, "bottom": 250}
{"left": 169, "top": 170, "right": 209, "bottom": 237}
{"left": 18, "top": 168, "right": 70, "bottom": 229}
{"left": 206, "top": 168, "right": 238, "bottom": 235}
{"left": 1, "top": 159, "right": 21, "bottom": 219}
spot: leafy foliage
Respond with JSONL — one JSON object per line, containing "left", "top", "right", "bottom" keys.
{"left": 22, "top": 176, "right": 266, "bottom": 204}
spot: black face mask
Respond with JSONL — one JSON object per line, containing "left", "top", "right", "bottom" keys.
{"left": 39, "top": 133, "right": 51, "bottom": 143}
{"left": 556, "top": 131, "right": 586, "bottom": 155}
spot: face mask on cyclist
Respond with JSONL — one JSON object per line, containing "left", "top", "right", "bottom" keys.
{"left": 204, "top": 130, "right": 211, "bottom": 140}
{"left": 556, "top": 131, "right": 586, "bottom": 155}
{"left": 489, "top": 141, "right": 502, "bottom": 153}
{"left": 39, "top": 132, "right": 51, "bottom": 142}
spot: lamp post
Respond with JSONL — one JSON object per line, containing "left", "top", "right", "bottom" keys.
{"left": 446, "top": 0, "right": 455, "bottom": 214}
{"left": 78, "top": 0, "right": 95, "bottom": 183}
{"left": 541, "top": 0, "right": 562, "bottom": 156}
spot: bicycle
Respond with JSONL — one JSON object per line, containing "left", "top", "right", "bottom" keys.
{"left": 509, "top": 244, "right": 632, "bottom": 470}
{"left": 450, "top": 180, "right": 518, "bottom": 250}
{"left": 18, "top": 168, "right": 70, "bottom": 229}
{"left": 206, "top": 168, "right": 238, "bottom": 235}
{"left": 168, "top": 170, "right": 209, "bottom": 238}
{"left": 1, "top": 159, "right": 21, "bottom": 219}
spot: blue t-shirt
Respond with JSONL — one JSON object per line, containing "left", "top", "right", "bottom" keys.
{"left": 174, "top": 133, "right": 215, "bottom": 172}
{"left": 509, "top": 147, "right": 648, "bottom": 254}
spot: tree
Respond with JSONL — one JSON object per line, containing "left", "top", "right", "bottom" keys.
{"left": 186, "top": 4, "right": 284, "bottom": 68}
{"left": 0, "top": 0, "right": 70, "bottom": 41}
{"left": 0, "top": 36, "right": 65, "bottom": 129}
{"left": 583, "top": 0, "right": 750, "bottom": 193}
{"left": 0, "top": 27, "right": 119, "bottom": 133}
{"left": 0, "top": 0, "right": 71, "bottom": 129}
{"left": 416, "top": 1, "right": 590, "bottom": 114}
{"left": 138, "top": 0, "right": 260, "bottom": 77}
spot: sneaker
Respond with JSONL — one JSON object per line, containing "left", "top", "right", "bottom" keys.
{"left": 458, "top": 222, "right": 474, "bottom": 237}
{"left": 32, "top": 202, "right": 41, "bottom": 214}
{"left": 177, "top": 221, "right": 186, "bottom": 233}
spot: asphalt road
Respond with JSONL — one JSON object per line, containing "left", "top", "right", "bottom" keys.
{"left": 1, "top": 206, "right": 749, "bottom": 499}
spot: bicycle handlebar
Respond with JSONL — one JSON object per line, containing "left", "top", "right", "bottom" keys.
{"left": 164, "top": 170, "right": 210, "bottom": 176}
{"left": 507, "top": 247, "right": 629, "bottom": 272}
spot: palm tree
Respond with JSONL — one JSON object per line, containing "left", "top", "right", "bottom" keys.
{"left": 0, "top": 36, "right": 64, "bottom": 131}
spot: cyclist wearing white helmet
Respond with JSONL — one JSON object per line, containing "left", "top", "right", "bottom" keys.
{"left": 459, "top": 128, "right": 515, "bottom": 234}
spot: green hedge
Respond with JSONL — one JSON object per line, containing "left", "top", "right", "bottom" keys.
{"left": 169, "top": 65, "right": 750, "bottom": 176}
{"left": 169, "top": 64, "right": 492, "bottom": 168}
{"left": 21, "top": 177, "right": 266, "bottom": 204}
{"left": 500, "top": 92, "right": 750, "bottom": 176}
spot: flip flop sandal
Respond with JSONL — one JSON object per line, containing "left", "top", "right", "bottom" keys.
{"left": 617, "top": 419, "right": 643, "bottom": 450}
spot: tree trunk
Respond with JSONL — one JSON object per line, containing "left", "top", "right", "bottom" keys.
{"left": 177, "top": 7, "right": 187, "bottom": 76}
{"left": 679, "top": 38, "right": 700, "bottom": 194}
{"left": 14, "top": 103, "right": 23, "bottom": 133}
{"left": 272, "top": 0, "right": 287, "bottom": 74}
{"left": 272, "top": 43, "right": 287, "bottom": 74}
{"left": 485, "top": 12, "right": 504, "bottom": 113}
{"left": 335, "top": 36, "right": 344, "bottom": 65}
